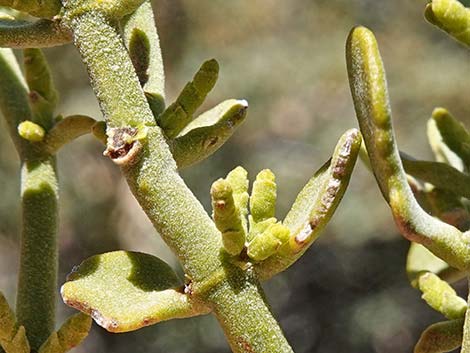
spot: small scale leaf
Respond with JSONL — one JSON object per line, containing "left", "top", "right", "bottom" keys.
{"left": 249, "top": 169, "right": 277, "bottom": 227}
{"left": 414, "top": 319, "right": 463, "bottom": 353}
{"left": 247, "top": 223, "right": 290, "bottom": 261}
{"left": 17, "top": 120, "right": 45, "bottom": 142}
{"left": 61, "top": 251, "right": 198, "bottom": 332}
{"left": 226, "top": 166, "right": 250, "bottom": 235}
{"left": 38, "top": 313, "right": 91, "bottom": 353}
{"left": 0, "top": 292, "right": 15, "bottom": 341}
{"left": 248, "top": 216, "right": 276, "bottom": 241}
{"left": 158, "top": 59, "right": 219, "bottom": 138}
{"left": 417, "top": 272, "right": 467, "bottom": 319}
{"left": 1, "top": 326, "right": 30, "bottom": 353}
{"left": 211, "top": 179, "right": 246, "bottom": 256}
{"left": 172, "top": 99, "right": 248, "bottom": 168}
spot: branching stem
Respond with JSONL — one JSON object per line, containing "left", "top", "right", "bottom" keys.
{"left": 64, "top": 6, "right": 293, "bottom": 352}
{"left": 0, "top": 49, "right": 58, "bottom": 351}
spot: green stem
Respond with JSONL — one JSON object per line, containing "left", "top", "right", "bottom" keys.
{"left": 17, "top": 157, "right": 58, "bottom": 351}
{"left": 462, "top": 278, "right": 470, "bottom": 352}
{"left": 68, "top": 11, "right": 221, "bottom": 280}
{"left": 0, "top": 49, "right": 59, "bottom": 351}
{"left": 0, "top": 19, "right": 71, "bottom": 48}
{"left": 65, "top": 7, "right": 293, "bottom": 352}
{"left": 209, "top": 265, "right": 294, "bottom": 353}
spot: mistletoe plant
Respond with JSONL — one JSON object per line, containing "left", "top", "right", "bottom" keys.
{"left": 0, "top": 1, "right": 362, "bottom": 352}
{"left": 347, "top": 0, "right": 470, "bottom": 351}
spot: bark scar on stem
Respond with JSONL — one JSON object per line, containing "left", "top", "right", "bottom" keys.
{"left": 104, "top": 126, "right": 143, "bottom": 165}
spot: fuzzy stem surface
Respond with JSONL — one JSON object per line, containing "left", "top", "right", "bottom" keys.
{"left": 208, "top": 264, "right": 294, "bottom": 353}
{"left": 66, "top": 7, "right": 293, "bottom": 351}
{"left": 0, "top": 48, "right": 59, "bottom": 351}
{"left": 17, "top": 157, "right": 58, "bottom": 351}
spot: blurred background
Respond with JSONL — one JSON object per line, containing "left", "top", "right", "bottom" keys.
{"left": 1, "top": 0, "right": 470, "bottom": 352}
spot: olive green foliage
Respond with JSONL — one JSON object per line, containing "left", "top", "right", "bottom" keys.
{"left": 61, "top": 251, "right": 204, "bottom": 333}
{"left": 0, "top": 0, "right": 469, "bottom": 352}
{"left": 0, "top": 1, "right": 362, "bottom": 352}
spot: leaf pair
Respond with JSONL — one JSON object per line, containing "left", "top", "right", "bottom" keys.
{"left": 8, "top": 48, "right": 100, "bottom": 154}
{"left": 0, "top": 292, "right": 90, "bottom": 353}
{"left": 121, "top": 7, "right": 248, "bottom": 169}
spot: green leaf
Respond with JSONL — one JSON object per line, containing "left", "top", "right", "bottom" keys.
{"left": 211, "top": 179, "right": 246, "bottom": 256}
{"left": 407, "top": 243, "right": 465, "bottom": 287}
{"left": 226, "top": 166, "right": 250, "bottom": 235}
{"left": 44, "top": 115, "right": 97, "bottom": 154}
{"left": 61, "top": 251, "right": 201, "bottom": 332}
{"left": 23, "top": 48, "right": 58, "bottom": 128}
{"left": 283, "top": 129, "right": 361, "bottom": 249}
{"left": 121, "top": 1, "right": 166, "bottom": 116}
{"left": 400, "top": 154, "right": 470, "bottom": 199}
{"left": 247, "top": 222, "right": 290, "bottom": 261}
{"left": 158, "top": 59, "right": 219, "bottom": 138}
{"left": 1, "top": 326, "right": 29, "bottom": 353}
{"left": 63, "top": 0, "right": 146, "bottom": 21}
{"left": 346, "top": 26, "right": 470, "bottom": 272}
{"left": 430, "top": 108, "right": 470, "bottom": 170}
{"left": 0, "top": 0, "right": 62, "bottom": 18}
{"left": 0, "top": 292, "right": 15, "bottom": 341}
{"left": 249, "top": 169, "right": 277, "bottom": 226}
{"left": 425, "top": 0, "right": 470, "bottom": 46}
{"left": 417, "top": 272, "right": 467, "bottom": 319}
{"left": 414, "top": 319, "right": 464, "bottom": 353}
{"left": 38, "top": 313, "right": 91, "bottom": 353}
{"left": 255, "top": 129, "right": 361, "bottom": 279}
{"left": 428, "top": 115, "right": 464, "bottom": 171}
{"left": 91, "top": 120, "right": 107, "bottom": 145}
{"left": 172, "top": 99, "right": 248, "bottom": 169}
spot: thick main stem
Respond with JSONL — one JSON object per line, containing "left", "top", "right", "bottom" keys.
{"left": 16, "top": 157, "right": 58, "bottom": 351}
{"left": 68, "top": 10, "right": 222, "bottom": 281}
{"left": 66, "top": 7, "right": 294, "bottom": 352}
{"left": 209, "top": 265, "right": 294, "bottom": 353}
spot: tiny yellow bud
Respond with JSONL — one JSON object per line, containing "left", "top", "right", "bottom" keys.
{"left": 18, "top": 121, "right": 45, "bottom": 142}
